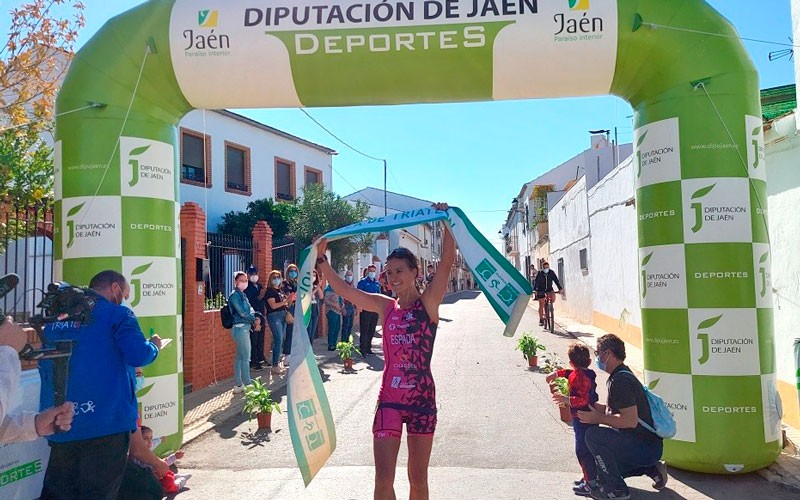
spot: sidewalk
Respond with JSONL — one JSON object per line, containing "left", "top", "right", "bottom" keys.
{"left": 550, "top": 306, "right": 800, "bottom": 494}
{"left": 182, "top": 342, "right": 340, "bottom": 445}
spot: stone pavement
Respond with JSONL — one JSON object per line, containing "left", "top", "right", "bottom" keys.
{"left": 550, "top": 306, "right": 800, "bottom": 494}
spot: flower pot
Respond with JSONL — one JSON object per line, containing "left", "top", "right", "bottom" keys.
{"left": 559, "top": 405, "right": 573, "bottom": 424}
{"left": 344, "top": 358, "right": 354, "bottom": 370}
{"left": 256, "top": 411, "right": 272, "bottom": 430}
{"left": 528, "top": 356, "right": 538, "bottom": 368}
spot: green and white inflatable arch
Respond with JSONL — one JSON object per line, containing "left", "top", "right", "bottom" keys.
{"left": 55, "top": 0, "right": 779, "bottom": 473}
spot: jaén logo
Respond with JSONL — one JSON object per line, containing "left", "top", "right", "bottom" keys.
{"left": 568, "top": 0, "right": 590, "bottom": 10}
{"left": 198, "top": 10, "right": 218, "bottom": 28}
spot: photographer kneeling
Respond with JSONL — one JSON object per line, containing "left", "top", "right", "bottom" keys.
{"left": 38, "top": 270, "right": 162, "bottom": 500}
{"left": 0, "top": 317, "right": 73, "bottom": 443}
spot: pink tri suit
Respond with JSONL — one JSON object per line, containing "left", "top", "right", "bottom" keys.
{"left": 373, "top": 298, "right": 438, "bottom": 440}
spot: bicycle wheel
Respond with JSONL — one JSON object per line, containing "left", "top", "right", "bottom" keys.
{"left": 548, "top": 302, "right": 555, "bottom": 333}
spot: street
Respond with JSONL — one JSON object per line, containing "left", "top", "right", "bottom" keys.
{"left": 178, "top": 292, "right": 795, "bottom": 499}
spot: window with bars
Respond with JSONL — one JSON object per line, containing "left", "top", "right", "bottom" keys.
{"left": 304, "top": 167, "right": 321, "bottom": 187}
{"left": 181, "top": 131, "right": 208, "bottom": 185}
{"left": 225, "top": 143, "right": 249, "bottom": 193}
{"left": 275, "top": 159, "right": 295, "bottom": 201}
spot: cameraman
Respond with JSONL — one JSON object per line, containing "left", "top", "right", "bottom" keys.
{"left": 0, "top": 317, "right": 73, "bottom": 443}
{"left": 38, "top": 270, "right": 162, "bottom": 500}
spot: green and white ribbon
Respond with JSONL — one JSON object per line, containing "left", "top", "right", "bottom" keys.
{"left": 286, "top": 206, "right": 531, "bottom": 484}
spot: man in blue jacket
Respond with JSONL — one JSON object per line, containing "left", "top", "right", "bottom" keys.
{"left": 356, "top": 264, "right": 382, "bottom": 355}
{"left": 38, "top": 270, "right": 162, "bottom": 500}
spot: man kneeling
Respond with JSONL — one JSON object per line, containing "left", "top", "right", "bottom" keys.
{"left": 577, "top": 334, "right": 667, "bottom": 500}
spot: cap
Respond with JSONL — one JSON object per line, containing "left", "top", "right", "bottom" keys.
{"left": 247, "top": 265, "right": 258, "bottom": 274}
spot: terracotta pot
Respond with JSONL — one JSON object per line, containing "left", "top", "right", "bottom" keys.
{"left": 256, "top": 411, "right": 272, "bottom": 430}
{"left": 528, "top": 356, "right": 538, "bottom": 368}
{"left": 559, "top": 405, "right": 573, "bottom": 424}
{"left": 344, "top": 358, "right": 354, "bottom": 370}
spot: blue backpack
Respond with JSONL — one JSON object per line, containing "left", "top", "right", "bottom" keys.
{"left": 618, "top": 370, "right": 677, "bottom": 439}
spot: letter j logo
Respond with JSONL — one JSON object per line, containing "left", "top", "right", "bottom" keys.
{"left": 198, "top": 10, "right": 218, "bottom": 28}
{"left": 696, "top": 315, "right": 722, "bottom": 365}
{"left": 690, "top": 184, "right": 715, "bottom": 233}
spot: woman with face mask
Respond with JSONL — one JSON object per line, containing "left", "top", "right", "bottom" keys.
{"left": 280, "top": 264, "right": 300, "bottom": 367}
{"left": 228, "top": 271, "right": 256, "bottom": 392}
{"left": 341, "top": 270, "right": 357, "bottom": 342}
{"left": 307, "top": 270, "right": 325, "bottom": 344}
{"left": 265, "top": 270, "right": 295, "bottom": 375}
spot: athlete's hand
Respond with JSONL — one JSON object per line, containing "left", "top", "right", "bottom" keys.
{"left": 432, "top": 202, "right": 449, "bottom": 211}
{"left": 315, "top": 238, "right": 328, "bottom": 261}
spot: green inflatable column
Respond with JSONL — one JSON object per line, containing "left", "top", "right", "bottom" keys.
{"left": 614, "top": 0, "right": 779, "bottom": 473}
{"left": 54, "top": 0, "right": 190, "bottom": 455}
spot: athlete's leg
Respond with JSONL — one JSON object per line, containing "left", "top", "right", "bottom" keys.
{"left": 374, "top": 437, "right": 401, "bottom": 500}
{"left": 407, "top": 435, "right": 434, "bottom": 500}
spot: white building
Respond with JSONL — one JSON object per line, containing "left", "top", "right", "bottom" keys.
{"left": 178, "top": 110, "right": 336, "bottom": 228}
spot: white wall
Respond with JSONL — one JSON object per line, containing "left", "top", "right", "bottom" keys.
{"left": 548, "top": 176, "right": 593, "bottom": 322}
{"left": 179, "top": 110, "right": 333, "bottom": 229}
{"left": 587, "top": 156, "right": 640, "bottom": 329}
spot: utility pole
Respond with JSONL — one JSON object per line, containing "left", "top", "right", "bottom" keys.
{"left": 383, "top": 159, "right": 388, "bottom": 216}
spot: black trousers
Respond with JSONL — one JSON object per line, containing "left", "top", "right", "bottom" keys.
{"left": 117, "top": 461, "right": 163, "bottom": 500}
{"left": 283, "top": 321, "right": 294, "bottom": 356}
{"left": 250, "top": 326, "right": 266, "bottom": 365}
{"left": 359, "top": 311, "right": 379, "bottom": 352}
{"left": 40, "top": 431, "right": 131, "bottom": 500}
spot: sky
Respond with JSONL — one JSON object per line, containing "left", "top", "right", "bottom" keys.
{"left": 3, "top": 0, "right": 796, "bottom": 244}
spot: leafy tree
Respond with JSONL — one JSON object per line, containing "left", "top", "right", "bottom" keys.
{"left": 1, "top": 0, "right": 85, "bottom": 129}
{"left": 289, "top": 183, "right": 370, "bottom": 270}
{"left": 0, "top": 124, "right": 52, "bottom": 204}
{"left": 217, "top": 197, "right": 297, "bottom": 240}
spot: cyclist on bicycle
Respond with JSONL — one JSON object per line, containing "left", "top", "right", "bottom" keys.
{"left": 533, "top": 262, "right": 563, "bottom": 326}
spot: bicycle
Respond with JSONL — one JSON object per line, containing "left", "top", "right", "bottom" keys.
{"left": 538, "top": 291, "right": 560, "bottom": 333}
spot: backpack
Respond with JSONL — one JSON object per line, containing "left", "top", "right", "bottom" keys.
{"left": 220, "top": 301, "right": 234, "bottom": 329}
{"left": 617, "top": 370, "right": 677, "bottom": 439}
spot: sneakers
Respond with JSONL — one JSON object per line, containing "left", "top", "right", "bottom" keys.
{"left": 174, "top": 473, "right": 192, "bottom": 490}
{"left": 271, "top": 366, "right": 285, "bottom": 375}
{"left": 232, "top": 385, "right": 244, "bottom": 394}
{"left": 648, "top": 460, "right": 668, "bottom": 490}
{"left": 590, "top": 487, "right": 630, "bottom": 500}
{"left": 573, "top": 480, "right": 599, "bottom": 497}
{"left": 539, "top": 318, "right": 544, "bottom": 326}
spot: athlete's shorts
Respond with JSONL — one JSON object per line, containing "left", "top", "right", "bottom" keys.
{"left": 373, "top": 402, "right": 437, "bottom": 439}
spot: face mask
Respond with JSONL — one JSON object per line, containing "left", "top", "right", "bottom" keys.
{"left": 236, "top": 282, "right": 248, "bottom": 291}
{"left": 135, "top": 375, "right": 144, "bottom": 392}
{"left": 595, "top": 353, "right": 607, "bottom": 372}
{"left": 345, "top": 275, "right": 353, "bottom": 283}
{"left": 543, "top": 268, "right": 550, "bottom": 273}
{"left": 368, "top": 272, "right": 376, "bottom": 279}
{"left": 288, "top": 271, "right": 298, "bottom": 279}
{"left": 271, "top": 278, "right": 282, "bottom": 287}
{"left": 150, "top": 436, "right": 161, "bottom": 451}
{"left": 249, "top": 275, "right": 258, "bottom": 283}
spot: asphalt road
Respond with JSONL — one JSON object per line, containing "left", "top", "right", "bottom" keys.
{"left": 177, "top": 291, "right": 795, "bottom": 499}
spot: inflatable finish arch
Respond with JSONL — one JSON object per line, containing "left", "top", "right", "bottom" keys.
{"left": 55, "top": 0, "right": 779, "bottom": 473}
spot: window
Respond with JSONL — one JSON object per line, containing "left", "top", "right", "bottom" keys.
{"left": 275, "top": 158, "right": 295, "bottom": 201}
{"left": 557, "top": 258, "right": 565, "bottom": 288}
{"left": 304, "top": 167, "right": 322, "bottom": 187}
{"left": 180, "top": 128, "right": 211, "bottom": 187}
{"left": 579, "top": 248, "right": 589, "bottom": 272}
{"left": 224, "top": 142, "right": 251, "bottom": 195}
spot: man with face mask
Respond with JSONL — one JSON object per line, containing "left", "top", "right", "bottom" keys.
{"left": 533, "top": 262, "right": 563, "bottom": 327}
{"left": 356, "top": 265, "right": 381, "bottom": 355}
{"left": 341, "top": 270, "right": 357, "bottom": 342}
{"left": 38, "top": 270, "right": 162, "bottom": 500}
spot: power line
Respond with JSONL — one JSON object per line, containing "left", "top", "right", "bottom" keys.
{"left": 298, "top": 108, "right": 385, "bottom": 162}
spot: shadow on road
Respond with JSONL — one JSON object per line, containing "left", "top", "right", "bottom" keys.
{"left": 442, "top": 290, "right": 481, "bottom": 304}
{"left": 240, "top": 428, "right": 272, "bottom": 448}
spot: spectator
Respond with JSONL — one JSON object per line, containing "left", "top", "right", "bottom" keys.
{"left": 356, "top": 265, "right": 382, "bottom": 355}
{"left": 281, "top": 263, "right": 300, "bottom": 367}
{"left": 533, "top": 262, "right": 563, "bottom": 327}
{"left": 39, "top": 270, "right": 161, "bottom": 500}
{"left": 229, "top": 271, "right": 256, "bottom": 392}
{"left": 578, "top": 334, "right": 667, "bottom": 499}
{"left": 546, "top": 342, "right": 599, "bottom": 496}
{"left": 425, "top": 264, "right": 435, "bottom": 285}
{"left": 265, "top": 270, "right": 295, "bottom": 375}
{"left": 140, "top": 426, "right": 191, "bottom": 494}
{"left": 0, "top": 317, "right": 73, "bottom": 444}
{"left": 251, "top": 313, "right": 266, "bottom": 369}
{"left": 324, "top": 282, "right": 344, "bottom": 351}
{"left": 341, "top": 270, "right": 357, "bottom": 342}
{"left": 244, "top": 265, "right": 267, "bottom": 370}
{"left": 308, "top": 270, "right": 324, "bottom": 343}
{"left": 117, "top": 426, "right": 171, "bottom": 500}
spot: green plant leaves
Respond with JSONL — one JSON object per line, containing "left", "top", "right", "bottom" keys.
{"left": 637, "top": 130, "right": 648, "bottom": 147}
{"left": 136, "top": 383, "right": 155, "bottom": 398}
{"left": 67, "top": 202, "right": 85, "bottom": 217}
{"left": 641, "top": 252, "right": 653, "bottom": 267}
{"left": 691, "top": 184, "right": 716, "bottom": 200}
{"left": 132, "top": 262, "right": 153, "bottom": 276}
{"left": 129, "top": 145, "right": 151, "bottom": 156}
{"left": 698, "top": 315, "right": 723, "bottom": 330}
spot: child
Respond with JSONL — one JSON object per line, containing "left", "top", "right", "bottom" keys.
{"left": 140, "top": 426, "right": 192, "bottom": 494}
{"left": 546, "top": 343, "right": 599, "bottom": 497}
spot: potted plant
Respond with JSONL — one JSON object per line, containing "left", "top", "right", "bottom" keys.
{"left": 336, "top": 339, "right": 361, "bottom": 370}
{"left": 540, "top": 353, "right": 566, "bottom": 374}
{"left": 242, "top": 378, "right": 281, "bottom": 430}
{"left": 516, "top": 334, "right": 546, "bottom": 368}
{"left": 552, "top": 376, "right": 573, "bottom": 424}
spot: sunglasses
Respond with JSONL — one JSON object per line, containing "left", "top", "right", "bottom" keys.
{"left": 594, "top": 348, "right": 606, "bottom": 357}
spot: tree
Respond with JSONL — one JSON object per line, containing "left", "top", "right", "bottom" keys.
{"left": 0, "top": 124, "right": 52, "bottom": 204}
{"left": 289, "top": 183, "right": 370, "bottom": 270}
{"left": 217, "top": 197, "right": 297, "bottom": 240}
{"left": 1, "top": 0, "right": 85, "bottom": 129}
